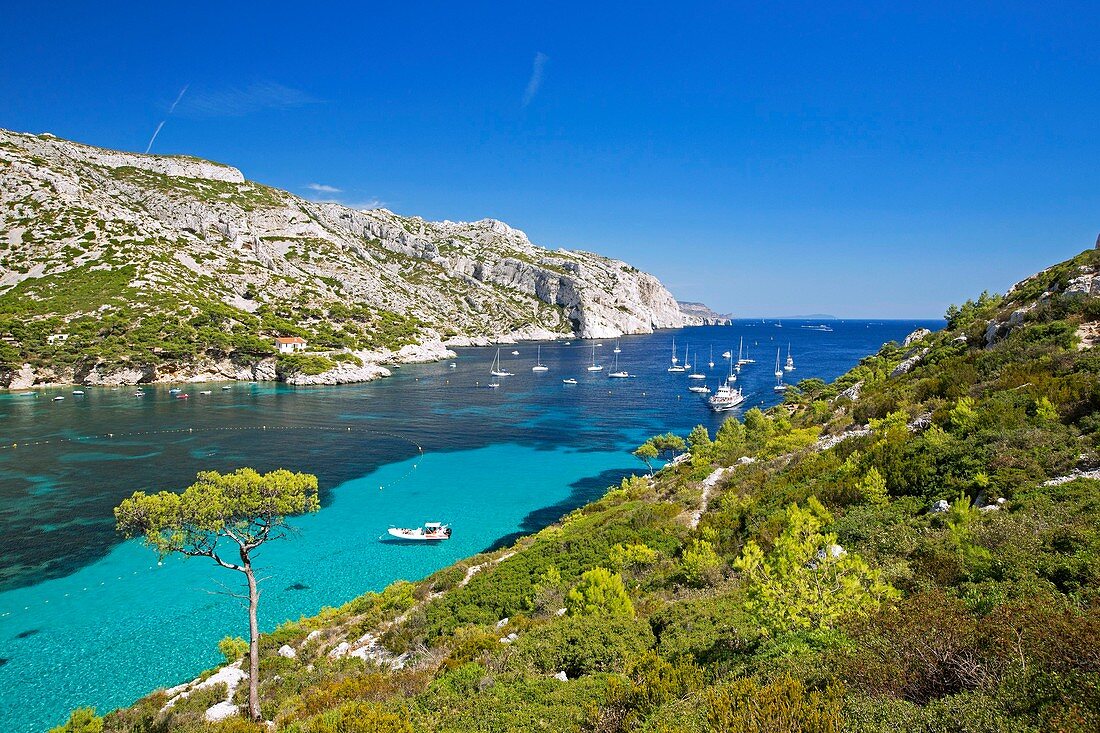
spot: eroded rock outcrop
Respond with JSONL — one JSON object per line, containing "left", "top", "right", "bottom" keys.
{"left": 0, "top": 128, "right": 686, "bottom": 387}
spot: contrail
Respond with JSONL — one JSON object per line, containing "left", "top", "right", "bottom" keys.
{"left": 145, "top": 84, "right": 189, "bottom": 154}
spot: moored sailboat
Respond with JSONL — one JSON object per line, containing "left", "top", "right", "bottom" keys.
{"left": 490, "top": 348, "right": 514, "bottom": 377}
{"left": 667, "top": 338, "right": 685, "bottom": 373}
{"left": 532, "top": 345, "right": 549, "bottom": 372}
{"left": 587, "top": 344, "right": 604, "bottom": 372}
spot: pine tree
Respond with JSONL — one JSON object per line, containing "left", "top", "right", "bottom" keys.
{"left": 566, "top": 567, "right": 635, "bottom": 618}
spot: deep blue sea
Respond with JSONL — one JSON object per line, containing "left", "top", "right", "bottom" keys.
{"left": 0, "top": 320, "right": 940, "bottom": 732}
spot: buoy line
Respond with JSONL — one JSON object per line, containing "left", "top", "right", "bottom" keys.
{"left": 0, "top": 425, "right": 427, "bottom": 619}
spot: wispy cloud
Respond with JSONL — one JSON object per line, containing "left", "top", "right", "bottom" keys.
{"left": 307, "top": 182, "right": 342, "bottom": 193}
{"left": 144, "top": 84, "right": 189, "bottom": 154}
{"left": 178, "top": 82, "right": 319, "bottom": 118}
{"left": 522, "top": 52, "right": 549, "bottom": 107}
{"left": 311, "top": 195, "right": 386, "bottom": 211}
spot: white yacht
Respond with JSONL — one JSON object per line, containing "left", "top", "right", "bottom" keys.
{"left": 532, "top": 345, "right": 549, "bottom": 372}
{"left": 387, "top": 522, "right": 451, "bottom": 541}
{"left": 708, "top": 353, "right": 745, "bottom": 411}
{"left": 667, "top": 338, "right": 685, "bottom": 372}
{"left": 586, "top": 344, "right": 604, "bottom": 372}
{"left": 608, "top": 349, "right": 629, "bottom": 378}
{"left": 562, "top": 378, "right": 578, "bottom": 385}
{"left": 688, "top": 350, "right": 706, "bottom": 380}
{"left": 774, "top": 348, "right": 787, "bottom": 392}
{"left": 784, "top": 343, "right": 795, "bottom": 372}
{"left": 688, "top": 384, "right": 711, "bottom": 394}
{"left": 708, "top": 382, "right": 744, "bottom": 411}
{"left": 490, "top": 348, "right": 513, "bottom": 377}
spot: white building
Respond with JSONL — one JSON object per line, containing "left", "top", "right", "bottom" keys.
{"left": 275, "top": 336, "right": 307, "bottom": 354}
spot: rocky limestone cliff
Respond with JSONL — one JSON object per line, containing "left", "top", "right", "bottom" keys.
{"left": 678, "top": 300, "right": 732, "bottom": 326}
{"left": 0, "top": 129, "right": 685, "bottom": 387}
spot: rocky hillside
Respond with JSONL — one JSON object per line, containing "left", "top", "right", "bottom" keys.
{"left": 0, "top": 129, "right": 684, "bottom": 387}
{"left": 678, "top": 300, "right": 732, "bottom": 326}
{"left": 64, "top": 243, "right": 1100, "bottom": 732}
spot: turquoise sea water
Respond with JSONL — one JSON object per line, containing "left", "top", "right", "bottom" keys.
{"left": 0, "top": 321, "right": 939, "bottom": 731}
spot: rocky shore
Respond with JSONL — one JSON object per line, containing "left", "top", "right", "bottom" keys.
{"left": 0, "top": 339, "right": 457, "bottom": 389}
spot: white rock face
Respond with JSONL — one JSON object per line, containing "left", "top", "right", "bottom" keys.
{"left": 0, "top": 128, "right": 686, "bottom": 388}
{"left": 902, "top": 328, "right": 932, "bottom": 347}
{"left": 204, "top": 701, "right": 240, "bottom": 722}
{"left": 277, "top": 644, "right": 296, "bottom": 658}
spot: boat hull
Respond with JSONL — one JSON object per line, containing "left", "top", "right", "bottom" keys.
{"left": 387, "top": 527, "right": 450, "bottom": 541}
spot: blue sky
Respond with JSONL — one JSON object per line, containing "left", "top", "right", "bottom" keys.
{"left": 2, "top": 2, "right": 1098, "bottom": 317}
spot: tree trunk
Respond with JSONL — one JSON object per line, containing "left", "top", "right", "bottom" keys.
{"left": 242, "top": 552, "right": 261, "bottom": 721}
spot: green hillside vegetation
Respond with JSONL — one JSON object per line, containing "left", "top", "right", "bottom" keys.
{"left": 0, "top": 259, "right": 423, "bottom": 376}
{"left": 61, "top": 249, "right": 1100, "bottom": 732}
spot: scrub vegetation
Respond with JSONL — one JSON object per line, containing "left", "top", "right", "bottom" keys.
{"left": 56, "top": 248, "right": 1100, "bottom": 732}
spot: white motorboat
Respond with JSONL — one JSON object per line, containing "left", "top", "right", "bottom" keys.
{"left": 221, "top": 385, "right": 232, "bottom": 390}
{"left": 708, "top": 383, "right": 744, "bottom": 411}
{"left": 562, "top": 378, "right": 578, "bottom": 384}
{"left": 586, "top": 344, "right": 603, "bottom": 372}
{"left": 688, "top": 384, "right": 711, "bottom": 394}
{"left": 532, "top": 345, "right": 549, "bottom": 372}
{"left": 169, "top": 387, "right": 182, "bottom": 394}
{"left": 511, "top": 350, "right": 520, "bottom": 356}
{"left": 708, "top": 352, "right": 745, "bottom": 411}
{"left": 52, "top": 395, "right": 64, "bottom": 401}
{"left": 199, "top": 390, "right": 212, "bottom": 395}
{"left": 72, "top": 390, "right": 84, "bottom": 395}
{"left": 490, "top": 348, "right": 513, "bottom": 377}
{"left": 387, "top": 522, "right": 451, "bottom": 541}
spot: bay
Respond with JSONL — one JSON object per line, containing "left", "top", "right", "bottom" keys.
{"left": 0, "top": 321, "right": 939, "bottom": 732}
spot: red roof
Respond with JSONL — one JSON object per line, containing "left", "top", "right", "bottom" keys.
{"left": 275, "top": 336, "right": 307, "bottom": 344}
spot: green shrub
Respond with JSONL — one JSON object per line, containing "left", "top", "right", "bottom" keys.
{"left": 218, "top": 635, "right": 249, "bottom": 664}
{"left": 511, "top": 615, "right": 655, "bottom": 678}
{"left": 567, "top": 567, "right": 634, "bottom": 617}
{"left": 49, "top": 708, "right": 103, "bottom": 733}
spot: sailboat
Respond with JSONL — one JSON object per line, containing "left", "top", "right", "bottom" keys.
{"left": 736, "top": 337, "right": 747, "bottom": 366}
{"left": 613, "top": 339, "right": 622, "bottom": 354}
{"left": 682, "top": 343, "right": 691, "bottom": 371}
{"left": 586, "top": 344, "right": 604, "bottom": 372}
{"left": 708, "top": 346, "right": 715, "bottom": 369}
{"left": 608, "top": 348, "right": 629, "bottom": 378}
{"left": 532, "top": 345, "right": 549, "bottom": 372}
{"left": 688, "top": 350, "right": 706, "bottom": 380}
{"left": 773, "top": 348, "right": 787, "bottom": 392}
{"left": 784, "top": 343, "right": 795, "bottom": 372}
{"left": 490, "top": 348, "right": 513, "bottom": 377}
{"left": 667, "top": 338, "right": 685, "bottom": 373}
